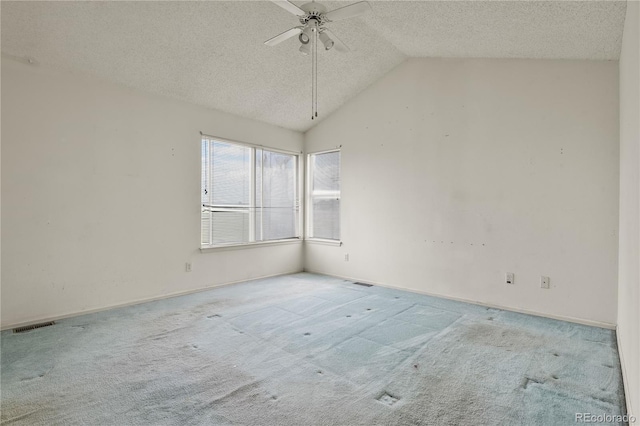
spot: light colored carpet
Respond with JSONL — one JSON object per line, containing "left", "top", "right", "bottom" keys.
{"left": 1, "top": 273, "right": 627, "bottom": 425}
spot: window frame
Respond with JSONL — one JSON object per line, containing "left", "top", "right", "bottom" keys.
{"left": 200, "top": 134, "right": 303, "bottom": 250}
{"left": 305, "top": 148, "right": 342, "bottom": 244}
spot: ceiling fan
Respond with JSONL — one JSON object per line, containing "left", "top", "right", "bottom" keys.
{"left": 264, "top": 0, "right": 372, "bottom": 119}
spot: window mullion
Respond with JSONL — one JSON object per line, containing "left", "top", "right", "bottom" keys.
{"left": 260, "top": 152, "right": 264, "bottom": 242}
{"left": 208, "top": 139, "right": 214, "bottom": 246}
{"left": 249, "top": 148, "right": 256, "bottom": 243}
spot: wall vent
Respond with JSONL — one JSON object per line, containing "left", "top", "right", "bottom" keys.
{"left": 13, "top": 321, "right": 55, "bottom": 334}
{"left": 353, "top": 282, "right": 373, "bottom": 287}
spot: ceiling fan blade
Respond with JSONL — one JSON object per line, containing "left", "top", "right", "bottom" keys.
{"left": 264, "top": 27, "right": 303, "bottom": 46}
{"left": 324, "top": 1, "right": 371, "bottom": 22}
{"left": 271, "top": 1, "right": 306, "bottom": 16}
{"left": 323, "top": 29, "right": 350, "bottom": 52}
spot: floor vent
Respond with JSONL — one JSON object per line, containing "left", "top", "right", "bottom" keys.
{"left": 353, "top": 282, "right": 373, "bottom": 287}
{"left": 13, "top": 321, "right": 55, "bottom": 334}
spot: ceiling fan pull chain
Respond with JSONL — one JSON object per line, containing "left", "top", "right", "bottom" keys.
{"left": 315, "top": 28, "right": 318, "bottom": 118}
{"left": 311, "top": 28, "right": 315, "bottom": 120}
{"left": 311, "top": 25, "right": 317, "bottom": 120}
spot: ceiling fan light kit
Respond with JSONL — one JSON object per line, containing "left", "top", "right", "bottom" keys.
{"left": 265, "top": 0, "right": 372, "bottom": 120}
{"left": 299, "top": 41, "right": 311, "bottom": 56}
{"left": 299, "top": 26, "right": 313, "bottom": 44}
{"left": 319, "top": 31, "right": 334, "bottom": 51}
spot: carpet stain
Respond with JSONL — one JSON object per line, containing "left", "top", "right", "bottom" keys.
{"left": 462, "top": 322, "right": 547, "bottom": 351}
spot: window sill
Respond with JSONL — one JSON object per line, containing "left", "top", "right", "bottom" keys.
{"left": 200, "top": 238, "right": 302, "bottom": 253}
{"left": 305, "top": 238, "right": 342, "bottom": 247}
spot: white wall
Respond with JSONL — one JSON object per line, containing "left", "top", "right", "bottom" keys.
{"left": 305, "top": 58, "right": 620, "bottom": 327}
{"left": 618, "top": 0, "right": 640, "bottom": 418}
{"left": 1, "top": 58, "right": 304, "bottom": 328}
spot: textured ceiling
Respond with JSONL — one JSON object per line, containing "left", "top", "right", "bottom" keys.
{"left": 1, "top": 1, "right": 627, "bottom": 132}
{"left": 364, "top": 1, "right": 626, "bottom": 59}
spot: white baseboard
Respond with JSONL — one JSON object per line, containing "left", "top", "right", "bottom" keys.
{"left": 1, "top": 269, "right": 304, "bottom": 331}
{"left": 616, "top": 326, "right": 635, "bottom": 419}
{"left": 4, "top": 268, "right": 617, "bottom": 331}
{"left": 304, "top": 269, "right": 617, "bottom": 330}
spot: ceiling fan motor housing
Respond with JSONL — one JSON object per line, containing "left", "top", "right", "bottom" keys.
{"left": 299, "top": 2, "right": 328, "bottom": 26}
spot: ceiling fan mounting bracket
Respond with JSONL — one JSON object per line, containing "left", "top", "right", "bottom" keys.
{"left": 300, "top": 2, "right": 327, "bottom": 15}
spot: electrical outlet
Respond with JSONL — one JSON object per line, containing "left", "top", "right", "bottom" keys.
{"left": 505, "top": 273, "right": 514, "bottom": 285}
{"left": 344, "top": 254, "right": 349, "bottom": 262}
{"left": 541, "top": 276, "right": 550, "bottom": 289}
{"left": 185, "top": 262, "right": 192, "bottom": 272}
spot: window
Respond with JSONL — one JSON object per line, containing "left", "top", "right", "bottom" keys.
{"left": 201, "top": 136, "right": 300, "bottom": 247}
{"left": 307, "top": 150, "right": 341, "bottom": 241}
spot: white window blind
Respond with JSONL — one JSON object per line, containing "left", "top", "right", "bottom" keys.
{"left": 308, "top": 150, "right": 340, "bottom": 240}
{"left": 201, "top": 137, "right": 300, "bottom": 247}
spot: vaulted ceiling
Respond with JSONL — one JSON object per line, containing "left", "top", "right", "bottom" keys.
{"left": 1, "top": 1, "right": 627, "bottom": 132}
